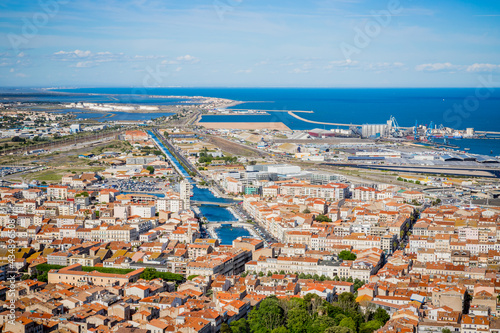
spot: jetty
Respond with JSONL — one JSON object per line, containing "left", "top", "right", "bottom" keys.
{"left": 287, "top": 111, "right": 361, "bottom": 127}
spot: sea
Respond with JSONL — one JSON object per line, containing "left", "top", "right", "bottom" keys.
{"left": 10, "top": 87, "right": 500, "bottom": 155}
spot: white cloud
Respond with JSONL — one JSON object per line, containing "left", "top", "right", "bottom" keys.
{"left": 9, "top": 68, "right": 14, "bottom": 73}
{"left": 291, "top": 68, "right": 309, "bottom": 74}
{"left": 466, "top": 63, "right": 500, "bottom": 73}
{"left": 176, "top": 55, "right": 199, "bottom": 63}
{"left": 54, "top": 50, "right": 93, "bottom": 58}
{"left": 52, "top": 50, "right": 132, "bottom": 67}
{"left": 415, "top": 62, "right": 460, "bottom": 72}
{"left": 15, "top": 73, "right": 27, "bottom": 77}
{"left": 415, "top": 62, "right": 500, "bottom": 73}
{"left": 326, "top": 59, "right": 359, "bottom": 69}
{"left": 235, "top": 69, "right": 252, "bottom": 74}
{"left": 255, "top": 60, "right": 269, "bottom": 66}
{"left": 366, "top": 62, "right": 405, "bottom": 71}
{"left": 74, "top": 61, "right": 95, "bottom": 68}
{"left": 161, "top": 55, "right": 200, "bottom": 65}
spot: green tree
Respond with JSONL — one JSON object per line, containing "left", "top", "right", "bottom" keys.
{"left": 271, "top": 327, "right": 288, "bottom": 333}
{"left": 359, "top": 320, "right": 383, "bottom": 333}
{"left": 338, "top": 318, "right": 356, "bottom": 332}
{"left": 220, "top": 323, "right": 231, "bottom": 333}
{"left": 322, "top": 303, "right": 343, "bottom": 319}
{"left": 139, "top": 267, "right": 183, "bottom": 282}
{"left": 333, "top": 314, "right": 346, "bottom": 325}
{"left": 230, "top": 318, "right": 250, "bottom": 333}
{"left": 310, "top": 316, "right": 336, "bottom": 333}
{"left": 140, "top": 268, "right": 157, "bottom": 280}
{"left": 441, "top": 329, "right": 452, "bottom": 333}
{"left": 353, "top": 279, "right": 365, "bottom": 293}
{"left": 338, "top": 251, "right": 357, "bottom": 261}
{"left": 286, "top": 307, "right": 311, "bottom": 333}
{"left": 248, "top": 296, "right": 285, "bottom": 333}
{"left": 337, "top": 293, "right": 358, "bottom": 312}
{"left": 302, "top": 208, "right": 311, "bottom": 214}
{"left": 372, "top": 308, "right": 390, "bottom": 324}
{"left": 324, "top": 327, "right": 353, "bottom": 333}
{"left": 37, "top": 271, "right": 48, "bottom": 282}
{"left": 146, "top": 166, "right": 155, "bottom": 174}
{"left": 314, "top": 214, "right": 332, "bottom": 222}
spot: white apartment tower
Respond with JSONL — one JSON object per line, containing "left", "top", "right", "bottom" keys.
{"left": 180, "top": 179, "right": 192, "bottom": 210}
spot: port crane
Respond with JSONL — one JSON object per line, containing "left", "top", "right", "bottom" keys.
{"left": 425, "top": 121, "right": 434, "bottom": 141}
{"left": 414, "top": 120, "right": 419, "bottom": 141}
{"left": 389, "top": 115, "right": 403, "bottom": 138}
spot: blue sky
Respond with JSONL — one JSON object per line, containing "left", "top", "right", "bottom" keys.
{"left": 0, "top": 0, "right": 499, "bottom": 87}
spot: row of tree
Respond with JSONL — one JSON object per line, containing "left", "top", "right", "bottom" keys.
{"left": 222, "top": 293, "right": 390, "bottom": 333}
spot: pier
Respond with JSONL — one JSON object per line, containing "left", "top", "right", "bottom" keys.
{"left": 287, "top": 111, "right": 362, "bottom": 127}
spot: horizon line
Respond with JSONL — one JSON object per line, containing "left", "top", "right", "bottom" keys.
{"left": 2, "top": 86, "right": 499, "bottom": 90}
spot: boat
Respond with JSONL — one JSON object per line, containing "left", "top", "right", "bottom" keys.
{"left": 464, "top": 148, "right": 470, "bottom": 151}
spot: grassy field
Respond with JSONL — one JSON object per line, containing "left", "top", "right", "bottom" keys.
{"left": 89, "top": 140, "right": 132, "bottom": 155}
{"left": 30, "top": 166, "right": 106, "bottom": 183}
{"left": 1, "top": 139, "right": 125, "bottom": 182}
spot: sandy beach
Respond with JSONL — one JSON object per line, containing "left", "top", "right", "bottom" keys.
{"left": 198, "top": 122, "right": 291, "bottom": 131}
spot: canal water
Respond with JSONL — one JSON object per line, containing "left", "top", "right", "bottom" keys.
{"left": 216, "top": 225, "right": 253, "bottom": 245}
{"left": 147, "top": 131, "right": 251, "bottom": 242}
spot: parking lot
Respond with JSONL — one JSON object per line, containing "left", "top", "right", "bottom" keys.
{"left": 91, "top": 178, "right": 171, "bottom": 193}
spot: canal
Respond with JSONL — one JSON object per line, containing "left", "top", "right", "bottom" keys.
{"left": 147, "top": 130, "right": 251, "bottom": 243}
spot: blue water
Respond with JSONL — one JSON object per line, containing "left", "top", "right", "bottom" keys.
{"left": 215, "top": 225, "right": 251, "bottom": 245}
{"left": 52, "top": 109, "right": 173, "bottom": 122}
{"left": 75, "top": 113, "right": 105, "bottom": 119}
{"left": 53, "top": 88, "right": 500, "bottom": 132}
{"left": 147, "top": 130, "right": 238, "bottom": 226}
{"left": 191, "top": 186, "right": 235, "bottom": 204}
{"left": 433, "top": 139, "right": 500, "bottom": 156}
{"left": 148, "top": 130, "right": 190, "bottom": 178}
{"left": 198, "top": 206, "right": 237, "bottom": 222}
{"left": 32, "top": 87, "right": 500, "bottom": 155}
{"left": 9, "top": 89, "right": 189, "bottom": 105}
